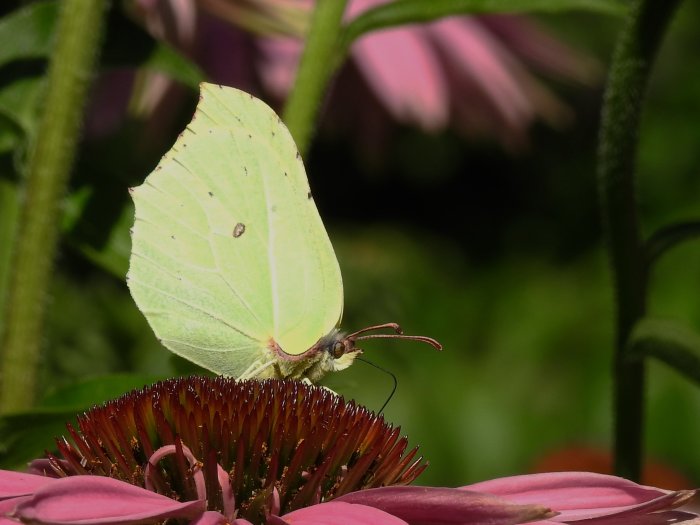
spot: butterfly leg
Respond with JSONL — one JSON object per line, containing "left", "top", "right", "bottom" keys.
{"left": 240, "top": 359, "right": 277, "bottom": 380}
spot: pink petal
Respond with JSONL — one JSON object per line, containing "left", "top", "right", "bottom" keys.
{"left": 477, "top": 15, "right": 601, "bottom": 86}
{"left": 427, "top": 17, "right": 533, "bottom": 129}
{"left": 133, "top": 0, "right": 197, "bottom": 51}
{"left": 0, "top": 518, "right": 20, "bottom": 525}
{"left": 281, "top": 501, "right": 408, "bottom": 524}
{"left": 28, "top": 459, "right": 73, "bottom": 478}
{"left": 569, "top": 510, "right": 700, "bottom": 525}
{"left": 463, "top": 472, "right": 695, "bottom": 520}
{"left": 349, "top": 0, "right": 448, "bottom": 131}
{"left": 189, "top": 510, "right": 230, "bottom": 525}
{"left": 257, "top": 37, "right": 303, "bottom": 99}
{"left": 337, "top": 486, "right": 554, "bottom": 524}
{"left": 218, "top": 464, "right": 236, "bottom": 520}
{"left": 0, "top": 470, "right": 56, "bottom": 498}
{"left": 14, "top": 476, "right": 206, "bottom": 525}
{"left": 0, "top": 496, "right": 29, "bottom": 514}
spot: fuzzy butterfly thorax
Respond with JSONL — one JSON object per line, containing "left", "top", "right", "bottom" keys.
{"left": 261, "top": 328, "right": 359, "bottom": 382}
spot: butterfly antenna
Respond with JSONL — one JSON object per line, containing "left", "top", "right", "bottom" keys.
{"left": 354, "top": 334, "right": 443, "bottom": 350}
{"left": 357, "top": 357, "right": 397, "bottom": 414}
{"left": 346, "top": 323, "right": 403, "bottom": 338}
{"left": 347, "top": 323, "right": 442, "bottom": 351}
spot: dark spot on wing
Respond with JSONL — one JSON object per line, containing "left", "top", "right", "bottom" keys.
{"left": 248, "top": 134, "right": 252, "bottom": 139}
{"left": 296, "top": 151, "right": 301, "bottom": 160}
{"left": 208, "top": 191, "right": 214, "bottom": 197}
{"left": 233, "top": 223, "right": 246, "bottom": 238}
{"left": 171, "top": 235, "right": 175, "bottom": 240}
{"left": 271, "top": 205, "right": 277, "bottom": 213}
{"left": 244, "top": 166, "right": 248, "bottom": 175}
{"left": 307, "top": 192, "right": 312, "bottom": 200}
{"left": 284, "top": 172, "right": 288, "bottom": 177}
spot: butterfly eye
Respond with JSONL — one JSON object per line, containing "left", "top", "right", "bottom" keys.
{"left": 331, "top": 341, "right": 346, "bottom": 359}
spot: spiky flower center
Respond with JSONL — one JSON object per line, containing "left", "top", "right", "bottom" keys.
{"left": 43, "top": 377, "right": 425, "bottom": 524}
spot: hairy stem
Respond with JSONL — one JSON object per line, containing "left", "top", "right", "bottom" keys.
{"left": 597, "top": 0, "right": 681, "bottom": 480}
{"left": 283, "top": 0, "right": 349, "bottom": 156}
{"left": 0, "top": 0, "right": 107, "bottom": 413}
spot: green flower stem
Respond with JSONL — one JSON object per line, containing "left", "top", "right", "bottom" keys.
{"left": 627, "top": 318, "right": 700, "bottom": 386}
{"left": 0, "top": 180, "right": 19, "bottom": 327}
{"left": 597, "top": 0, "right": 681, "bottom": 480}
{"left": 646, "top": 221, "right": 700, "bottom": 263}
{"left": 282, "top": 0, "right": 349, "bottom": 156}
{"left": 0, "top": 0, "right": 107, "bottom": 413}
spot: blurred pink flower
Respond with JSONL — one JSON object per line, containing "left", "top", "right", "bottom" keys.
{"left": 260, "top": 0, "right": 599, "bottom": 148}
{"left": 97, "top": 0, "right": 598, "bottom": 149}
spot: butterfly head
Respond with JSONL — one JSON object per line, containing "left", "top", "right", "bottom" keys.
{"left": 305, "top": 323, "right": 442, "bottom": 382}
{"left": 315, "top": 329, "right": 362, "bottom": 374}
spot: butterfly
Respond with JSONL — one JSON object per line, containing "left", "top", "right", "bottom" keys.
{"left": 127, "top": 83, "right": 441, "bottom": 382}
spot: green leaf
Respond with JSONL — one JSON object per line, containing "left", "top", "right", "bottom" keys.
{"left": 340, "top": 0, "right": 626, "bottom": 56}
{"left": 627, "top": 317, "right": 700, "bottom": 385}
{"left": 0, "top": 1, "right": 58, "bottom": 67}
{"left": 0, "top": 2, "right": 202, "bottom": 92}
{"left": 63, "top": 189, "right": 132, "bottom": 279}
{"left": 0, "top": 410, "right": 74, "bottom": 469}
{"left": 144, "top": 43, "right": 205, "bottom": 90}
{"left": 646, "top": 221, "right": 700, "bottom": 263}
{"left": 40, "top": 373, "right": 162, "bottom": 407}
{"left": 0, "top": 114, "right": 21, "bottom": 155}
{"left": 0, "top": 76, "right": 44, "bottom": 137}
{"left": 0, "top": 374, "right": 162, "bottom": 469}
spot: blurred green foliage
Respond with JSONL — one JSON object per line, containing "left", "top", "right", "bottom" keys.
{"left": 1, "top": 0, "right": 699, "bottom": 489}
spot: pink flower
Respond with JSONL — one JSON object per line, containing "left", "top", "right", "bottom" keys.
{"left": 2, "top": 474, "right": 208, "bottom": 525}
{"left": 0, "top": 470, "right": 548, "bottom": 525}
{"left": 331, "top": 0, "right": 598, "bottom": 147}
{"left": 334, "top": 473, "right": 698, "bottom": 524}
{"left": 2, "top": 469, "right": 696, "bottom": 525}
{"left": 0, "top": 378, "right": 697, "bottom": 525}
{"left": 112, "top": 0, "right": 597, "bottom": 148}
{"left": 464, "top": 472, "right": 699, "bottom": 524}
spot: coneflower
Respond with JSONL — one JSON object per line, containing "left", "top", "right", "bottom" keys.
{"left": 2, "top": 377, "right": 697, "bottom": 525}
{"left": 45, "top": 376, "right": 425, "bottom": 521}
